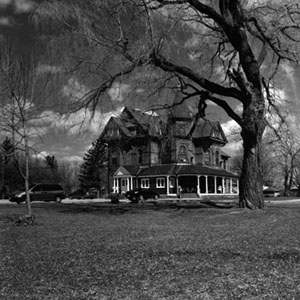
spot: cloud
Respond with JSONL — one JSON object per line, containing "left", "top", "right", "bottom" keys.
{"left": 30, "top": 106, "right": 123, "bottom": 137}
{"left": 15, "top": 0, "right": 36, "bottom": 13}
{"left": 221, "top": 119, "right": 242, "bottom": 156}
{"left": 0, "top": 0, "right": 11, "bottom": 5}
{"left": 0, "top": 17, "right": 12, "bottom": 26}
{"left": 32, "top": 150, "right": 49, "bottom": 160}
{"left": 222, "top": 119, "right": 241, "bottom": 137}
{"left": 222, "top": 141, "right": 242, "bottom": 156}
{"left": 62, "top": 77, "right": 89, "bottom": 101}
{"left": 61, "top": 155, "right": 83, "bottom": 163}
{"left": 36, "top": 64, "right": 62, "bottom": 74}
{"left": 0, "top": 0, "right": 36, "bottom": 12}
{"left": 108, "top": 82, "right": 130, "bottom": 102}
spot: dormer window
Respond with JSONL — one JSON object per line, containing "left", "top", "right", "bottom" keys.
{"left": 178, "top": 145, "right": 188, "bottom": 163}
{"left": 128, "top": 125, "right": 136, "bottom": 135}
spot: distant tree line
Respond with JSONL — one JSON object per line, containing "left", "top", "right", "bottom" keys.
{"left": 0, "top": 137, "right": 79, "bottom": 198}
{"left": 230, "top": 127, "right": 300, "bottom": 197}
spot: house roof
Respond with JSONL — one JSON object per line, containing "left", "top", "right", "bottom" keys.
{"left": 169, "top": 91, "right": 192, "bottom": 120}
{"left": 122, "top": 107, "right": 163, "bottom": 136}
{"left": 190, "top": 119, "right": 228, "bottom": 143}
{"left": 113, "top": 165, "right": 140, "bottom": 177}
{"left": 101, "top": 104, "right": 228, "bottom": 146}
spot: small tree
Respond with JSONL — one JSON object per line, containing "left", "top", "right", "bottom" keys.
{"left": 0, "top": 46, "right": 56, "bottom": 217}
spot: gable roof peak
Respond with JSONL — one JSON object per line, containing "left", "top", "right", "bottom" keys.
{"left": 169, "top": 91, "right": 193, "bottom": 120}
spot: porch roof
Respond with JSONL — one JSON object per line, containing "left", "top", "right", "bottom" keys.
{"left": 137, "top": 164, "right": 239, "bottom": 178}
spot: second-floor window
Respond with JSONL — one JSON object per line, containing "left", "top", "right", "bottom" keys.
{"left": 138, "top": 149, "right": 143, "bottom": 164}
{"left": 215, "top": 150, "right": 220, "bottom": 166}
{"left": 111, "top": 149, "right": 121, "bottom": 166}
{"left": 112, "top": 157, "right": 118, "bottom": 165}
{"left": 204, "top": 150, "right": 211, "bottom": 166}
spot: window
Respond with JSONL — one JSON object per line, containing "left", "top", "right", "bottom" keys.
{"left": 169, "top": 177, "right": 175, "bottom": 188}
{"left": 112, "top": 157, "right": 118, "bottom": 165}
{"left": 204, "top": 150, "right": 211, "bottom": 165}
{"left": 156, "top": 178, "right": 165, "bottom": 188}
{"left": 111, "top": 149, "right": 121, "bottom": 165}
{"left": 215, "top": 150, "right": 220, "bottom": 166}
{"left": 141, "top": 178, "right": 149, "bottom": 188}
{"left": 138, "top": 149, "right": 143, "bottom": 164}
{"left": 178, "top": 145, "right": 188, "bottom": 163}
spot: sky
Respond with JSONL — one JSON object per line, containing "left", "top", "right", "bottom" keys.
{"left": 1, "top": 0, "right": 300, "bottom": 164}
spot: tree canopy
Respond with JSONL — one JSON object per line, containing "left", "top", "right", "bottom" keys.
{"left": 29, "top": 1, "right": 300, "bottom": 208}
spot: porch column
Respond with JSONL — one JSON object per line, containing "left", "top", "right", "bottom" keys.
{"left": 167, "top": 176, "right": 170, "bottom": 196}
{"left": 127, "top": 178, "right": 130, "bottom": 192}
{"left": 205, "top": 176, "right": 208, "bottom": 194}
{"left": 113, "top": 178, "right": 116, "bottom": 193}
{"left": 222, "top": 177, "right": 225, "bottom": 194}
{"left": 214, "top": 177, "right": 217, "bottom": 194}
{"left": 197, "top": 175, "right": 200, "bottom": 196}
{"left": 115, "top": 178, "right": 119, "bottom": 193}
{"left": 131, "top": 177, "right": 133, "bottom": 190}
{"left": 230, "top": 178, "right": 233, "bottom": 194}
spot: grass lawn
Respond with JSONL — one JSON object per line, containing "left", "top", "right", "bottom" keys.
{"left": 1, "top": 201, "right": 300, "bottom": 300}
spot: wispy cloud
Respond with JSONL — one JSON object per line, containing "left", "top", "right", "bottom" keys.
{"left": 30, "top": 106, "right": 123, "bottom": 137}
{"left": 36, "top": 64, "right": 62, "bottom": 74}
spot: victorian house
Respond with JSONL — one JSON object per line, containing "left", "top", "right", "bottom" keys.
{"left": 100, "top": 96, "right": 239, "bottom": 198}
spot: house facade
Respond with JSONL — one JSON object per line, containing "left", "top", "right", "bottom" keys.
{"left": 100, "top": 98, "right": 239, "bottom": 198}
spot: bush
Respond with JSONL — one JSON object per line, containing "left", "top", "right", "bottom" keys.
{"left": 110, "top": 193, "right": 119, "bottom": 204}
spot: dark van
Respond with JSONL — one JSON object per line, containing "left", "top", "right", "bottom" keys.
{"left": 9, "top": 183, "right": 66, "bottom": 204}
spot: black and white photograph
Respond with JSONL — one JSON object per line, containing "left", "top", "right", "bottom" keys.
{"left": 1, "top": 1, "right": 300, "bottom": 299}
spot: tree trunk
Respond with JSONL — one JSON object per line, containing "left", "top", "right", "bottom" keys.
{"left": 25, "top": 141, "right": 32, "bottom": 217}
{"left": 239, "top": 127, "right": 265, "bottom": 209}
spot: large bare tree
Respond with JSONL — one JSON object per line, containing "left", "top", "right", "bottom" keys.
{"left": 34, "top": 0, "right": 300, "bottom": 208}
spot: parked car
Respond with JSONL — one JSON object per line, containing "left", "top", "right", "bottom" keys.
{"left": 68, "top": 188, "right": 98, "bottom": 199}
{"left": 84, "top": 188, "right": 98, "bottom": 199}
{"left": 68, "top": 189, "right": 85, "bottom": 199}
{"left": 9, "top": 183, "right": 66, "bottom": 204}
{"left": 125, "top": 188, "right": 159, "bottom": 203}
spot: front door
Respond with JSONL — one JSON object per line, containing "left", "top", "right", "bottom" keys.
{"left": 178, "top": 176, "right": 197, "bottom": 193}
{"left": 120, "top": 178, "right": 128, "bottom": 193}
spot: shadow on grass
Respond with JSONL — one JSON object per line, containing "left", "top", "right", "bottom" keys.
{"left": 54, "top": 200, "right": 238, "bottom": 215}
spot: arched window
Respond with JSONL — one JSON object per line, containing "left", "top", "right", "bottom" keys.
{"left": 178, "top": 145, "right": 188, "bottom": 163}
{"left": 198, "top": 148, "right": 204, "bottom": 164}
{"left": 111, "top": 150, "right": 119, "bottom": 165}
{"left": 204, "top": 150, "right": 211, "bottom": 165}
